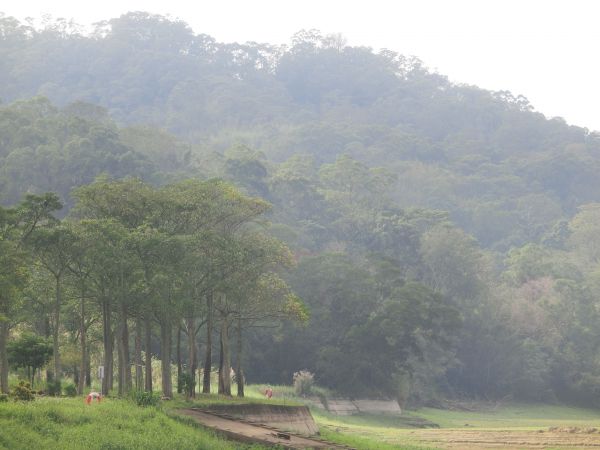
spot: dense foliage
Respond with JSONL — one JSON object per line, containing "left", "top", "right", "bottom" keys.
{"left": 2, "top": 12, "right": 600, "bottom": 406}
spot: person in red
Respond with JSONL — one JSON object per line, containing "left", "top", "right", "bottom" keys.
{"left": 86, "top": 391, "right": 102, "bottom": 404}
{"left": 264, "top": 386, "right": 273, "bottom": 399}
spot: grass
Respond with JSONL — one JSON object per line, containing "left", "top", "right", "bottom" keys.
{"left": 311, "top": 408, "right": 439, "bottom": 449}
{"left": 0, "top": 397, "right": 261, "bottom": 450}
{"left": 7, "top": 381, "right": 600, "bottom": 450}
{"left": 319, "top": 427, "right": 439, "bottom": 450}
{"left": 415, "top": 402, "right": 600, "bottom": 429}
{"left": 167, "top": 384, "right": 434, "bottom": 449}
{"left": 168, "top": 385, "right": 302, "bottom": 409}
{"left": 310, "top": 402, "right": 600, "bottom": 449}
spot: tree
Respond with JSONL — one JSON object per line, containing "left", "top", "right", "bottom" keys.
{"left": 231, "top": 271, "right": 307, "bottom": 397}
{"left": 7, "top": 333, "right": 53, "bottom": 387}
{"left": 0, "top": 194, "right": 61, "bottom": 393}
{"left": 0, "top": 230, "right": 28, "bottom": 393}
{"left": 66, "top": 221, "right": 100, "bottom": 394}
{"left": 213, "top": 232, "right": 304, "bottom": 396}
{"left": 28, "top": 224, "right": 75, "bottom": 382}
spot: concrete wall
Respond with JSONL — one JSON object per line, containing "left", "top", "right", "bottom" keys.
{"left": 206, "top": 404, "right": 320, "bottom": 436}
{"left": 325, "top": 399, "right": 359, "bottom": 415}
{"left": 353, "top": 399, "right": 402, "bottom": 415}
{"left": 319, "top": 398, "right": 402, "bottom": 416}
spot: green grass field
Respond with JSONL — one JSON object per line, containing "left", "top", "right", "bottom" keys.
{"left": 416, "top": 403, "right": 600, "bottom": 429}
{"left": 0, "top": 397, "right": 258, "bottom": 450}
{"left": 5, "top": 383, "right": 600, "bottom": 450}
{"left": 311, "top": 402, "right": 600, "bottom": 449}
{"left": 311, "top": 408, "right": 439, "bottom": 449}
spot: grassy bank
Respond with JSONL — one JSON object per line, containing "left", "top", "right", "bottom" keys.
{"left": 0, "top": 397, "right": 255, "bottom": 450}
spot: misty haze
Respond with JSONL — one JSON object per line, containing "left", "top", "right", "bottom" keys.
{"left": 1, "top": 5, "right": 600, "bottom": 450}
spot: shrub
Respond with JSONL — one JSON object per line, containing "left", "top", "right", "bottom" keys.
{"left": 178, "top": 372, "right": 196, "bottom": 398}
{"left": 64, "top": 383, "right": 77, "bottom": 397}
{"left": 46, "top": 379, "right": 62, "bottom": 396}
{"left": 130, "top": 390, "right": 161, "bottom": 407}
{"left": 293, "top": 370, "right": 315, "bottom": 397}
{"left": 0, "top": 393, "right": 8, "bottom": 402}
{"left": 11, "top": 381, "right": 34, "bottom": 401}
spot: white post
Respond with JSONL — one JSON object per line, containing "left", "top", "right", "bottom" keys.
{"left": 98, "top": 366, "right": 105, "bottom": 396}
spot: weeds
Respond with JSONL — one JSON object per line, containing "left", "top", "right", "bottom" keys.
{"left": 129, "top": 390, "right": 161, "bottom": 407}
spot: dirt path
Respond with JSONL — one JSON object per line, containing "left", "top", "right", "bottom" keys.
{"left": 178, "top": 408, "right": 353, "bottom": 449}
{"left": 407, "top": 428, "right": 600, "bottom": 449}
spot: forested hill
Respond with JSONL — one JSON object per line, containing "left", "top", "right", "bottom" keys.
{"left": 3, "top": 12, "right": 600, "bottom": 405}
{"left": 2, "top": 12, "right": 600, "bottom": 250}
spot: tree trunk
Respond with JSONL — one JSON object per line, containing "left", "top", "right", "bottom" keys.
{"left": 196, "top": 333, "right": 203, "bottom": 396}
{"left": 102, "top": 299, "right": 113, "bottom": 395}
{"left": 117, "top": 316, "right": 124, "bottom": 396}
{"left": 42, "top": 316, "right": 52, "bottom": 383}
{"left": 135, "top": 318, "right": 143, "bottom": 390}
{"left": 85, "top": 347, "right": 91, "bottom": 388}
{"left": 144, "top": 316, "right": 153, "bottom": 392}
{"left": 187, "top": 317, "right": 196, "bottom": 398}
{"left": 78, "top": 290, "right": 86, "bottom": 395}
{"left": 53, "top": 275, "right": 62, "bottom": 381}
{"left": 218, "top": 315, "right": 231, "bottom": 396}
{"left": 218, "top": 336, "right": 224, "bottom": 394}
{"left": 117, "top": 303, "right": 131, "bottom": 396}
{"left": 160, "top": 320, "right": 172, "bottom": 398}
{"left": 236, "top": 317, "right": 244, "bottom": 397}
{"left": 107, "top": 330, "right": 114, "bottom": 391}
{"left": 124, "top": 311, "right": 132, "bottom": 393}
{"left": 202, "top": 292, "right": 213, "bottom": 394}
{"left": 176, "top": 325, "right": 182, "bottom": 394}
{"left": 0, "top": 322, "right": 9, "bottom": 393}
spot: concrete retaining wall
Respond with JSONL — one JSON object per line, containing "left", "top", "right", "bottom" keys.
{"left": 319, "top": 398, "right": 402, "bottom": 416}
{"left": 206, "top": 404, "right": 319, "bottom": 436}
{"left": 325, "top": 399, "right": 359, "bottom": 415}
{"left": 353, "top": 399, "right": 402, "bottom": 415}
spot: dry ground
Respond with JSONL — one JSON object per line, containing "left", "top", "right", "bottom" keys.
{"left": 407, "top": 427, "right": 600, "bottom": 449}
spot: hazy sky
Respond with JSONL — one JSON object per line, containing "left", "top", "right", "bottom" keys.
{"left": 4, "top": 0, "right": 600, "bottom": 131}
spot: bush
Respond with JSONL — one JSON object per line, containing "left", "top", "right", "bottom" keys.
{"left": 130, "top": 390, "right": 161, "bottom": 407}
{"left": 0, "top": 393, "right": 8, "bottom": 402}
{"left": 293, "top": 370, "right": 315, "bottom": 397}
{"left": 11, "top": 381, "right": 34, "bottom": 401}
{"left": 64, "top": 383, "right": 77, "bottom": 397}
{"left": 178, "top": 372, "right": 196, "bottom": 398}
{"left": 46, "top": 379, "right": 62, "bottom": 396}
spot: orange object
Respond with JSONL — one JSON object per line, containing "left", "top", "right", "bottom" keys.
{"left": 86, "top": 392, "right": 102, "bottom": 404}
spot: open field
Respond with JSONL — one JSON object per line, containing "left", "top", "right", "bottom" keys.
{"left": 166, "top": 390, "right": 600, "bottom": 449}
{"left": 4, "top": 388, "right": 600, "bottom": 450}
{"left": 314, "top": 403, "right": 600, "bottom": 450}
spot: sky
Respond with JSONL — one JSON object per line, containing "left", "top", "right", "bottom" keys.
{"left": 3, "top": 0, "right": 600, "bottom": 131}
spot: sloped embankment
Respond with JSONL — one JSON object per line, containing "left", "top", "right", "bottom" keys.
{"left": 205, "top": 403, "right": 319, "bottom": 435}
